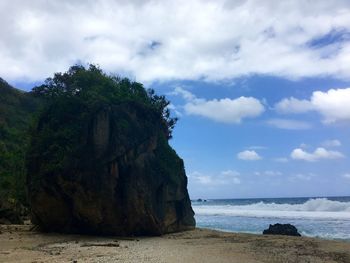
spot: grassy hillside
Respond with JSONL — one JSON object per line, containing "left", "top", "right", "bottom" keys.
{"left": 0, "top": 78, "right": 42, "bottom": 207}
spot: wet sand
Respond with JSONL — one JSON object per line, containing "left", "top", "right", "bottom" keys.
{"left": 0, "top": 225, "right": 349, "bottom": 263}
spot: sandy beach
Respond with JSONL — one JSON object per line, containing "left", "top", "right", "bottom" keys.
{"left": 0, "top": 225, "right": 349, "bottom": 263}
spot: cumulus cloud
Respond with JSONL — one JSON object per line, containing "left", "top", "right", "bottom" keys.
{"left": 322, "top": 139, "right": 341, "bottom": 147}
{"left": 189, "top": 170, "right": 241, "bottom": 185}
{"left": 185, "top": 96, "right": 265, "bottom": 123}
{"left": 172, "top": 87, "right": 265, "bottom": 123}
{"left": 275, "top": 97, "right": 315, "bottom": 113}
{"left": 267, "top": 118, "right": 312, "bottom": 130}
{"left": 1, "top": 0, "right": 350, "bottom": 83}
{"left": 237, "top": 150, "right": 262, "bottom": 160}
{"left": 275, "top": 88, "right": 350, "bottom": 123}
{"left": 312, "top": 88, "right": 350, "bottom": 123}
{"left": 290, "top": 147, "right": 345, "bottom": 162}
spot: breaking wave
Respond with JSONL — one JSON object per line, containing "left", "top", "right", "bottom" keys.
{"left": 193, "top": 198, "right": 350, "bottom": 219}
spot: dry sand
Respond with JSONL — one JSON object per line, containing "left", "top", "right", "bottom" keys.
{"left": 0, "top": 224, "right": 349, "bottom": 263}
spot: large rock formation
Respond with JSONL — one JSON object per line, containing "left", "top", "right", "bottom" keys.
{"left": 27, "top": 101, "right": 195, "bottom": 235}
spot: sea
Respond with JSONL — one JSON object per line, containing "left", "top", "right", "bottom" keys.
{"left": 192, "top": 196, "right": 350, "bottom": 241}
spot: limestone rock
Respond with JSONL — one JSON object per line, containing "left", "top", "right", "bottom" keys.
{"left": 27, "top": 102, "right": 195, "bottom": 235}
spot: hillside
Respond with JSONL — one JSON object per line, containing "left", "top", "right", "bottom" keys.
{"left": 0, "top": 78, "right": 42, "bottom": 208}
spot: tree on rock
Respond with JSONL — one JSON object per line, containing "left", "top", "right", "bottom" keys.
{"left": 27, "top": 65, "right": 195, "bottom": 235}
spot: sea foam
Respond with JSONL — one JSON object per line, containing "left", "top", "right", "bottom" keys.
{"left": 193, "top": 198, "right": 350, "bottom": 219}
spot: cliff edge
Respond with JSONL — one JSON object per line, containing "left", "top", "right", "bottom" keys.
{"left": 26, "top": 65, "right": 195, "bottom": 235}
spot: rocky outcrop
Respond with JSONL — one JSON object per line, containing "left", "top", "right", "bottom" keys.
{"left": 0, "top": 202, "right": 23, "bottom": 225}
{"left": 27, "top": 102, "right": 195, "bottom": 235}
{"left": 263, "top": 223, "right": 301, "bottom": 236}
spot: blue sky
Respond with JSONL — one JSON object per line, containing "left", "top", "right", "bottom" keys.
{"left": 148, "top": 76, "right": 350, "bottom": 199}
{"left": 2, "top": 0, "right": 350, "bottom": 198}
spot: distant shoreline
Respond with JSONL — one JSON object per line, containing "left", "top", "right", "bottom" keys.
{"left": 192, "top": 195, "right": 350, "bottom": 201}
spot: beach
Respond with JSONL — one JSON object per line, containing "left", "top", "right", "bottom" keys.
{"left": 1, "top": 225, "right": 350, "bottom": 263}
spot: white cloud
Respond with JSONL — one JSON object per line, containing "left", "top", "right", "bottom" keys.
{"left": 189, "top": 170, "right": 241, "bottom": 185}
{"left": 237, "top": 150, "right": 262, "bottom": 161}
{"left": 190, "top": 172, "right": 212, "bottom": 185}
{"left": 267, "top": 118, "right": 312, "bottom": 130}
{"left": 1, "top": 1, "right": 350, "bottom": 83}
{"left": 322, "top": 139, "right": 341, "bottom": 147}
{"left": 342, "top": 173, "right": 350, "bottom": 179}
{"left": 171, "top": 87, "right": 265, "bottom": 123}
{"left": 291, "top": 147, "right": 345, "bottom": 162}
{"left": 312, "top": 88, "right": 350, "bottom": 123}
{"left": 170, "top": 87, "right": 196, "bottom": 101}
{"left": 185, "top": 96, "right": 265, "bottom": 123}
{"left": 275, "top": 97, "right": 314, "bottom": 114}
{"left": 275, "top": 88, "right": 350, "bottom": 124}
{"left": 167, "top": 103, "right": 182, "bottom": 116}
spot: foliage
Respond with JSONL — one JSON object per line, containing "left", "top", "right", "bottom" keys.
{"left": 31, "top": 65, "right": 177, "bottom": 139}
{"left": 1, "top": 65, "right": 178, "bottom": 209}
{"left": 28, "top": 65, "right": 178, "bottom": 190}
{"left": 0, "top": 78, "right": 42, "bottom": 207}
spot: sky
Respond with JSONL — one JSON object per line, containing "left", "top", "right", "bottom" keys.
{"left": 1, "top": 0, "right": 350, "bottom": 199}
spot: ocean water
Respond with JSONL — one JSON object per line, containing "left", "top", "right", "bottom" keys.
{"left": 192, "top": 196, "right": 350, "bottom": 241}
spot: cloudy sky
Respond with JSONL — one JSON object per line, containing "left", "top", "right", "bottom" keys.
{"left": 2, "top": 0, "right": 350, "bottom": 198}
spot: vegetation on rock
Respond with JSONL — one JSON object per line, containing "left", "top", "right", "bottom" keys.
{"left": 0, "top": 66, "right": 194, "bottom": 233}
{"left": 31, "top": 65, "right": 177, "bottom": 137}
{"left": 0, "top": 78, "right": 41, "bottom": 211}
{"left": 25, "top": 65, "right": 194, "bottom": 234}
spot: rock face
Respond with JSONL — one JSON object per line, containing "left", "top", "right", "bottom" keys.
{"left": 0, "top": 203, "right": 23, "bottom": 225}
{"left": 27, "top": 102, "right": 195, "bottom": 235}
{"left": 263, "top": 223, "right": 301, "bottom": 236}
